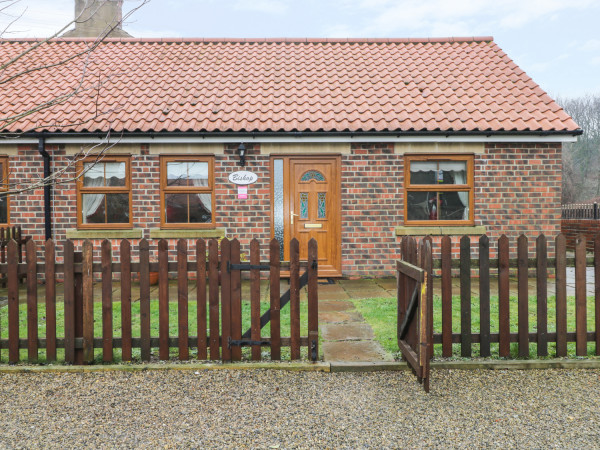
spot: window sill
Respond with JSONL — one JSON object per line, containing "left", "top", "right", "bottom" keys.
{"left": 149, "top": 228, "right": 226, "bottom": 239}
{"left": 66, "top": 229, "right": 143, "bottom": 239}
{"left": 395, "top": 225, "right": 487, "bottom": 236}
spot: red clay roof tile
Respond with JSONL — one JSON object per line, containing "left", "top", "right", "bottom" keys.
{"left": 0, "top": 37, "right": 579, "bottom": 134}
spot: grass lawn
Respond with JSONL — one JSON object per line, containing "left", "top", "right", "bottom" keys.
{"left": 350, "top": 295, "right": 599, "bottom": 360}
{"left": 0, "top": 299, "right": 309, "bottom": 364}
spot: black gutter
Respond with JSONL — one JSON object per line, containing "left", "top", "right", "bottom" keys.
{"left": 37, "top": 137, "right": 52, "bottom": 241}
{"left": 20, "top": 128, "right": 583, "bottom": 139}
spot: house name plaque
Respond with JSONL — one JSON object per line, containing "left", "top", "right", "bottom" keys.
{"left": 228, "top": 171, "right": 258, "bottom": 185}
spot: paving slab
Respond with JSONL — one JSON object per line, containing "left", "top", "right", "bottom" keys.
{"left": 321, "top": 323, "right": 375, "bottom": 341}
{"left": 322, "top": 341, "right": 393, "bottom": 362}
{"left": 318, "top": 310, "right": 364, "bottom": 323}
{"left": 319, "top": 300, "right": 355, "bottom": 312}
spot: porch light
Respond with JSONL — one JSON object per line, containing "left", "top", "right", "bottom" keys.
{"left": 237, "top": 143, "right": 246, "bottom": 167}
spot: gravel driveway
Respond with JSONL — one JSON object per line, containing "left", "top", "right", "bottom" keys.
{"left": 0, "top": 368, "right": 599, "bottom": 448}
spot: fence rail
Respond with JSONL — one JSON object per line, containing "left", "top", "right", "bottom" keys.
{"left": 400, "top": 233, "right": 600, "bottom": 359}
{"left": 562, "top": 202, "right": 599, "bottom": 219}
{"left": 0, "top": 237, "right": 319, "bottom": 365}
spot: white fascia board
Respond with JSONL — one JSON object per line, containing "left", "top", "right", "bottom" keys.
{"left": 0, "top": 134, "right": 578, "bottom": 144}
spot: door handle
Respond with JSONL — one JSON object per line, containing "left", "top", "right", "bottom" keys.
{"left": 291, "top": 211, "right": 298, "bottom": 225}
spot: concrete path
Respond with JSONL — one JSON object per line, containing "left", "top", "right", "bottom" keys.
{"left": 317, "top": 280, "right": 394, "bottom": 362}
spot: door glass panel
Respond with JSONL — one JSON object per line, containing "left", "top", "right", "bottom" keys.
{"left": 273, "top": 159, "right": 284, "bottom": 259}
{"left": 300, "top": 170, "right": 325, "bottom": 182}
{"left": 318, "top": 192, "right": 326, "bottom": 219}
{"left": 300, "top": 192, "right": 308, "bottom": 219}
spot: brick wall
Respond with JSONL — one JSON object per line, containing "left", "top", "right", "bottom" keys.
{"left": 4, "top": 141, "right": 562, "bottom": 277}
{"left": 561, "top": 219, "right": 600, "bottom": 250}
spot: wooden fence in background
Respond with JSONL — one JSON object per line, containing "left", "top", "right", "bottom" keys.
{"left": 562, "top": 202, "right": 599, "bottom": 220}
{"left": 400, "top": 233, "right": 600, "bottom": 359}
{"left": 0, "top": 237, "right": 319, "bottom": 365}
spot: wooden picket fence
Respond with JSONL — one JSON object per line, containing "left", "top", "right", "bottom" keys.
{"left": 0, "top": 226, "right": 29, "bottom": 287}
{"left": 0, "top": 237, "right": 319, "bottom": 364}
{"left": 399, "top": 233, "right": 600, "bottom": 359}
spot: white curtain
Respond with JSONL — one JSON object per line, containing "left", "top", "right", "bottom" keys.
{"left": 82, "top": 176, "right": 104, "bottom": 223}
{"left": 190, "top": 162, "right": 211, "bottom": 214}
{"left": 453, "top": 170, "right": 469, "bottom": 220}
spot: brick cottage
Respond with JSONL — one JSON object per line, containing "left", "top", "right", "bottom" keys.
{"left": 0, "top": 36, "right": 580, "bottom": 277}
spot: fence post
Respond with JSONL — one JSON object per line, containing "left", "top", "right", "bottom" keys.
{"left": 441, "top": 236, "right": 452, "bottom": 357}
{"left": 555, "top": 234, "right": 567, "bottom": 357}
{"left": 101, "top": 240, "right": 113, "bottom": 363}
{"left": 120, "top": 240, "right": 132, "bottom": 362}
{"left": 517, "top": 234, "right": 529, "bottom": 358}
{"left": 45, "top": 239, "right": 57, "bottom": 362}
{"left": 158, "top": 239, "right": 169, "bottom": 361}
{"left": 220, "top": 238, "right": 232, "bottom": 362}
{"left": 177, "top": 239, "right": 189, "bottom": 361}
{"left": 230, "top": 239, "right": 242, "bottom": 362}
{"left": 82, "top": 240, "right": 94, "bottom": 364}
{"left": 575, "top": 235, "right": 587, "bottom": 356}
{"left": 270, "top": 238, "right": 281, "bottom": 361}
{"left": 26, "top": 239, "right": 38, "bottom": 362}
{"left": 7, "top": 240, "right": 19, "bottom": 363}
{"left": 250, "top": 239, "right": 261, "bottom": 361}
{"left": 498, "top": 235, "right": 510, "bottom": 358}
{"left": 74, "top": 249, "right": 84, "bottom": 365}
{"left": 479, "top": 235, "right": 491, "bottom": 358}
{"left": 460, "top": 235, "right": 471, "bottom": 358}
{"left": 63, "top": 240, "right": 75, "bottom": 364}
{"left": 139, "top": 239, "right": 151, "bottom": 362}
{"left": 196, "top": 239, "right": 208, "bottom": 360}
{"left": 307, "top": 238, "right": 319, "bottom": 362}
{"left": 536, "top": 234, "right": 548, "bottom": 357}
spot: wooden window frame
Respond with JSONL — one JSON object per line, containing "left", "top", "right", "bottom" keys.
{"left": 403, "top": 154, "right": 475, "bottom": 226}
{"left": 0, "top": 156, "right": 9, "bottom": 225}
{"left": 76, "top": 156, "right": 133, "bottom": 229}
{"left": 160, "top": 155, "right": 215, "bottom": 229}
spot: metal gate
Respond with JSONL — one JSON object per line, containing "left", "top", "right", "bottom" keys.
{"left": 397, "top": 237, "right": 433, "bottom": 392}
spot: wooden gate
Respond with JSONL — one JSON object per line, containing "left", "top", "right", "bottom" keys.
{"left": 397, "top": 237, "right": 433, "bottom": 392}
{"left": 220, "top": 237, "right": 319, "bottom": 362}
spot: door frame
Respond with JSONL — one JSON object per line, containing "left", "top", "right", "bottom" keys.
{"left": 270, "top": 154, "right": 342, "bottom": 277}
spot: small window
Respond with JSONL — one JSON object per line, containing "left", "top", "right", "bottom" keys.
{"left": 0, "top": 157, "right": 9, "bottom": 224}
{"left": 404, "top": 155, "right": 474, "bottom": 225}
{"left": 76, "top": 156, "right": 132, "bottom": 228}
{"left": 160, "top": 156, "right": 215, "bottom": 228}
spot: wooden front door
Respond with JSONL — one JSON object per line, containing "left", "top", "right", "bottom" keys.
{"left": 275, "top": 156, "right": 341, "bottom": 277}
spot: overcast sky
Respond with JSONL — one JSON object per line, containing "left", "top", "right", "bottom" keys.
{"left": 1, "top": 0, "right": 599, "bottom": 99}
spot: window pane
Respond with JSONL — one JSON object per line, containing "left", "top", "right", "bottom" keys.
{"left": 407, "top": 191, "right": 469, "bottom": 221}
{"left": 166, "top": 193, "right": 189, "bottom": 223}
{"left": 105, "top": 162, "right": 126, "bottom": 187}
{"left": 0, "top": 195, "right": 7, "bottom": 223}
{"left": 300, "top": 192, "right": 308, "bottom": 219}
{"left": 438, "top": 161, "right": 467, "bottom": 185}
{"left": 273, "top": 159, "right": 284, "bottom": 259}
{"left": 188, "top": 162, "right": 209, "bottom": 187}
{"left": 167, "top": 162, "right": 189, "bottom": 187}
{"left": 105, "top": 194, "right": 129, "bottom": 223}
{"left": 409, "top": 160, "right": 467, "bottom": 185}
{"left": 439, "top": 191, "right": 469, "bottom": 220}
{"left": 83, "top": 163, "right": 105, "bottom": 187}
{"left": 318, "top": 192, "right": 326, "bottom": 219}
{"left": 189, "top": 193, "right": 212, "bottom": 223}
{"left": 82, "top": 193, "right": 106, "bottom": 223}
{"left": 406, "top": 191, "right": 436, "bottom": 221}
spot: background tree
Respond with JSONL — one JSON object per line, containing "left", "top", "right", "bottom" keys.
{"left": 0, "top": 0, "right": 148, "bottom": 195}
{"left": 558, "top": 94, "right": 600, "bottom": 203}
